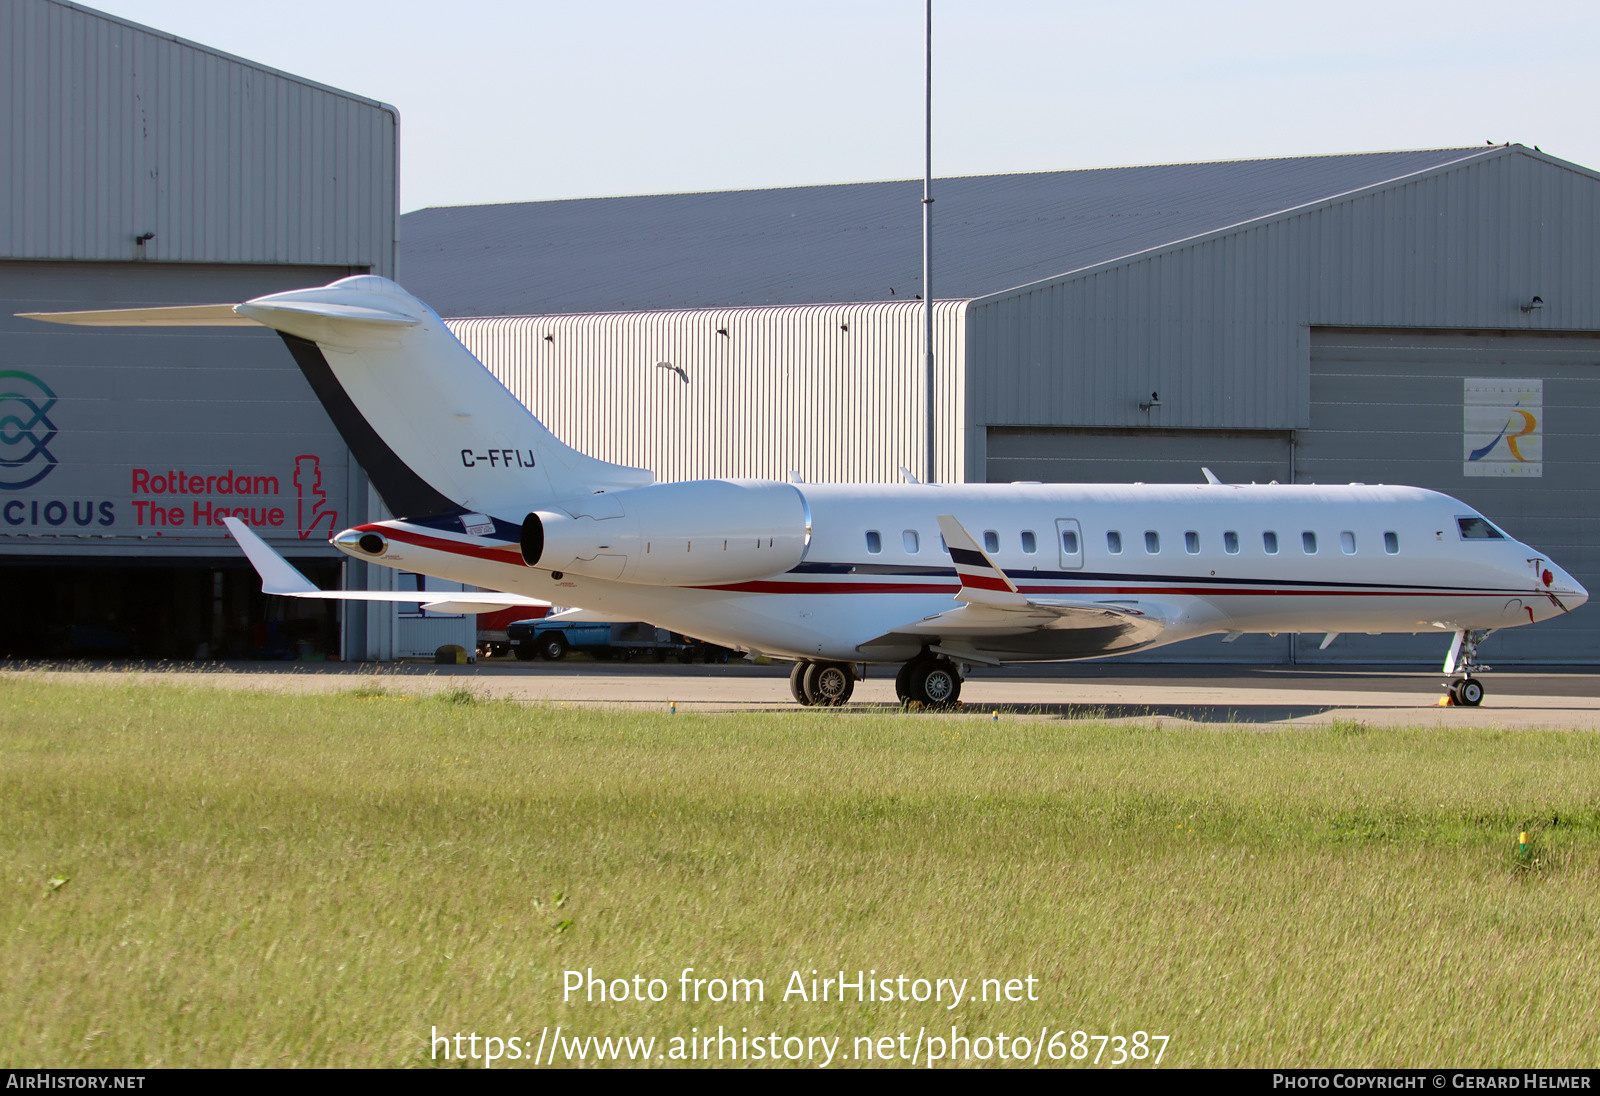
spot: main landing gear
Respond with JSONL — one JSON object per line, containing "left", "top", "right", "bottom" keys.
{"left": 786, "top": 652, "right": 966, "bottom": 708}
{"left": 895, "top": 652, "right": 963, "bottom": 708}
{"left": 1442, "top": 628, "right": 1491, "bottom": 707}
{"left": 789, "top": 660, "right": 856, "bottom": 706}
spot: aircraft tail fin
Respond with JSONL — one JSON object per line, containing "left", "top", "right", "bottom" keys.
{"left": 21, "top": 276, "right": 653, "bottom": 520}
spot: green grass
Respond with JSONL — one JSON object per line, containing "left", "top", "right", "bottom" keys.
{"left": 2, "top": 677, "right": 1598, "bottom": 1068}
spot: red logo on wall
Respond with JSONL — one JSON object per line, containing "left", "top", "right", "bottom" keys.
{"left": 295, "top": 455, "right": 338, "bottom": 541}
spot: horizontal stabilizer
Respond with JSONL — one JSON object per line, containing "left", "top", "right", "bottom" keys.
{"left": 16, "top": 303, "right": 253, "bottom": 326}
{"left": 223, "top": 517, "right": 545, "bottom": 613}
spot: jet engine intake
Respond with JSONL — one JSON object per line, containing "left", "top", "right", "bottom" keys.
{"left": 521, "top": 480, "right": 809, "bottom": 586}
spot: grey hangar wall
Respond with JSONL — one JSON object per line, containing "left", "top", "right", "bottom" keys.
{"left": 1, "top": 0, "right": 401, "bottom": 660}
{"left": 963, "top": 149, "right": 1599, "bottom": 664}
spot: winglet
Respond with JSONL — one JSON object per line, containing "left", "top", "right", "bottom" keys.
{"left": 223, "top": 517, "right": 320, "bottom": 594}
{"left": 936, "top": 515, "right": 1024, "bottom": 604}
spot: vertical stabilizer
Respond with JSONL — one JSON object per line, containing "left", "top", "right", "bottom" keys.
{"left": 235, "top": 276, "right": 652, "bottom": 518}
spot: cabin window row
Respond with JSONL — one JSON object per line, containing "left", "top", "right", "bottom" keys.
{"left": 864, "top": 528, "right": 1044, "bottom": 555}
{"left": 1103, "top": 529, "right": 1401, "bottom": 556}
{"left": 863, "top": 528, "right": 1403, "bottom": 556}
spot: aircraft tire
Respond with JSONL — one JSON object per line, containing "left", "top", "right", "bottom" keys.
{"left": 1458, "top": 678, "right": 1484, "bottom": 706}
{"left": 805, "top": 662, "right": 855, "bottom": 706}
{"left": 789, "top": 661, "right": 815, "bottom": 706}
{"left": 894, "top": 661, "right": 916, "bottom": 704}
{"left": 910, "top": 658, "right": 961, "bottom": 707}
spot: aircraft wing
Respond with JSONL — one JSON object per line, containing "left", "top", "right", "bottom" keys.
{"left": 223, "top": 517, "right": 547, "bottom": 614}
{"left": 855, "top": 515, "right": 1176, "bottom": 660}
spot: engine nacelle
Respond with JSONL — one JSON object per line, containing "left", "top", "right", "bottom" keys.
{"left": 521, "top": 479, "right": 810, "bottom": 585}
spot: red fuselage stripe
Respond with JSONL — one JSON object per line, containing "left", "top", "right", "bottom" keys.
{"left": 377, "top": 525, "right": 525, "bottom": 565}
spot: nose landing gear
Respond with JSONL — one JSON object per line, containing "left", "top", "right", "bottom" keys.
{"left": 1442, "top": 628, "right": 1492, "bottom": 707}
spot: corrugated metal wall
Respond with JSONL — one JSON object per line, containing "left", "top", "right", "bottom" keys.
{"left": 0, "top": 0, "right": 397, "bottom": 273}
{"left": 448, "top": 301, "right": 967, "bottom": 484}
{"left": 1296, "top": 328, "right": 1600, "bottom": 664}
{"left": 966, "top": 148, "right": 1600, "bottom": 436}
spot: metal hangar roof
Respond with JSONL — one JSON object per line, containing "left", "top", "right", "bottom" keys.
{"left": 399, "top": 148, "right": 1493, "bottom": 317}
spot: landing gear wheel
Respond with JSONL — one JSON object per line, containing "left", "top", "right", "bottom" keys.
{"left": 1450, "top": 677, "right": 1485, "bottom": 706}
{"left": 1442, "top": 629, "right": 1492, "bottom": 707}
{"left": 804, "top": 662, "right": 855, "bottom": 706}
{"left": 908, "top": 657, "right": 962, "bottom": 707}
{"left": 538, "top": 635, "right": 568, "bottom": 661}
{"left": 894, "top": 661, "right": 916, "bottom": 704}
{"left": 789, "top": 662, "right": 815, "bottom": 706}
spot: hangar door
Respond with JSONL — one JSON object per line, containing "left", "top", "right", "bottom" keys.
{"left": 1296, "top": 328, "right": 1600, "bottom": 666}
{"left": 986, "top": 427, "right": 1294, "bottom": 663}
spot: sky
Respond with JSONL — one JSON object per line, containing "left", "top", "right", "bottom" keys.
{"left": 81, "top": 0, "right": 1600, "bottom": 214}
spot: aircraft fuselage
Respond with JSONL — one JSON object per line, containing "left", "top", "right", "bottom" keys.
{"left": 339, "top": 480, "right": 1584, "bottom": 664}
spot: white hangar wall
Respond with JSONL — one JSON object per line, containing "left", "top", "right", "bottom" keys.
{"left": 448, "top": 300, "right": 969, "bottom": 486}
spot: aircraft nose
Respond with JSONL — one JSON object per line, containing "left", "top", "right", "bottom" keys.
{"left": 1543, "top": 563, "right": 1588, "bottom": 612}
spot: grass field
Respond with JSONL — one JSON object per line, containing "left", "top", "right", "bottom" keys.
{"left": 3, "top": 675, "right": 1598, "bottom": 1068}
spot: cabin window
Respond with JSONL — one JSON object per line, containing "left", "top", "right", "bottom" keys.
{"left": 1223, "top": 531, "right": 1239, "bottom": 554}
{"left": 903, "top": 530, "right": 919, "bottom": 553}
{"left": 1106, "top": 531, "right": 1122, "bottom": 554}
{"left": 1263, "top": 531, "right": 1279, "bottom": 554}
{"left": 1021, "top": 530, "right": 1037, "bottom": 554}
{"left": 1302, "top": 531, "right": 1318, "bottom": 554}
{"left": 1144, "top": 530, "right": 1160, "bottom": 554}
{"left": 983, "top": 530, "right": 999, "bottom": 554}
{"left": 1457, "top": 516, "right": 1505, "bottom": 540}
{"left": 1340, "top": 531, "right": 1356, "bottom": 555}
{"left": 1184, "top": 531, "right": 1200, "bottom": 554}
{"left": 865, "top": 530, "right": 882, "bottom": 554}
{"left": 1061, "top": 529, "right": 1079, "bottom": 554}
{"left": 1384, "top": 531, "right": 1400, "bottom": 554}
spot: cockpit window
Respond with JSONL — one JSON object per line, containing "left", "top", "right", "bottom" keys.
{"left": 1457, "top": 517, "right": 1505, "bottom": 540}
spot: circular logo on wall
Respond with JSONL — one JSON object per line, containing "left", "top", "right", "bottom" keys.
{"left": 0, "top": 370, "right": 59, "bottom": 490}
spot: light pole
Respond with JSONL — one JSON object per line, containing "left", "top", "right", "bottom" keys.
{"left": 922, "top": 0, "right": 935, "bottom": 484}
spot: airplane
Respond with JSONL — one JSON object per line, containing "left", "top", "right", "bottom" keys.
{"left": 22, "top": 275, "right": 1587, "bottom": 708}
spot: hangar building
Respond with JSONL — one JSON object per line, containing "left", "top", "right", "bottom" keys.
{"left": 0, "top": 0, "right": 422, "bottom": 660}
{"left": 401, "top": 146, "right": 1600, "bottom": 666}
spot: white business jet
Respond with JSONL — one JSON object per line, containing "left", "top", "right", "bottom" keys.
{"left": 24, "top": 276, "right": 1586, "bottom": 708}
